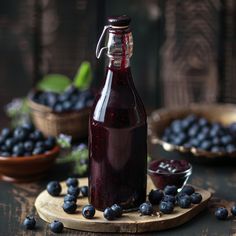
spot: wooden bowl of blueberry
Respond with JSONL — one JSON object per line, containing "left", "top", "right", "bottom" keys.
{"left": 148, "top": 104, "right": 236, "bottom": 162}
{"left": 0, "top": 123, "right": 60, "bottom": 182}
{"left": 28, "top": 85, "right": 94, "bottom": 139}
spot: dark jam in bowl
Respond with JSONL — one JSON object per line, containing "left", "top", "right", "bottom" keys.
{"left": 148, "top": 160, "right": 192, "bottom": 190}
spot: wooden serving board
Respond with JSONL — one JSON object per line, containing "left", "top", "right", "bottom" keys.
{"left": 35, "top": 177, "right": 211, "bottom": 233}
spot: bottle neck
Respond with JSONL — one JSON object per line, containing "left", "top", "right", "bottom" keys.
{"left": 107, "top": 56, "right": 130, "bottom": 70}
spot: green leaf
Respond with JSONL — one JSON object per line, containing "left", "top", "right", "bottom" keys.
{"left": 74, "top": 61, "right": 92, "bottom": 90}
{"left": 37, "top": 74, "right": 71, "bottom": 93}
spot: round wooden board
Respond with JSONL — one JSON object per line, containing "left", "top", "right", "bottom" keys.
{"left": 35, "top": 176, "right": 211, "bottom": 233}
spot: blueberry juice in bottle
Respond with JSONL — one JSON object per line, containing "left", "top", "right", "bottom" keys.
{"left": 89, "top": 15, "right": 147, "bottom": 211}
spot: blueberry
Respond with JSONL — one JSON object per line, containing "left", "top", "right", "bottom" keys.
{"left": 215, "top": 207, "right": 228, "bottom": 220}
{"left": 221, "top": 135, "right": 233, "bottom": 145}
{"left": 1, "top": 128, "right": 11, "bottom": 139}
{"left": 148, "top": 189, "right": 163, "bottom": 205}
{"left": 188, "top": 125, "right": 199, "bottom": 137}
{"left": 171, "top": 120, "right": 183, "bottom": 134}
{"left": 58, "top": 93, "right": 70, "bottom": 103}
{"left": 30, "top": 130, "right": 44, "bottom": 141}
{"left": 46, "top": 93, "right": 58, "bottom": 108}
{"left": 49, "top": 220, "right": 64, "bottom": 233}
{"left": 64, "top": 194, "right": 77, "bottom": 203}
{"left": 12, "top": 143, "right": 24, "bottom": 156}
{"left": 35, "top": 141, "right": 45, "bottom": 148}
{"left": 22, "top": 123, "right": 35, "bottom": 133}
{"left": 178, "top": 195, "right": 192, "bottom": 208}
{"left": 80, "top": 186, "right": 88, "bottom": 197}
{"left": 24, "top": 152, "right": 32, "bottom": 157}
{"left": 23, "top": 216, "right": 36, "bottom": 230}
{"left": 14, "top": 127, "right": 28, "bottom": 142}
{"left": 65, "top": 85, "right": 78, "bottom": 96}
{"left": 181, "top": 185, "right": 195, "bottom": 195}
{"left": 73, "top": 100, "right": 85, "bottom": 111}
{"left": 53, "top": 103, "right": 63, "bottom": 112}
{"left": 159, "top": 201, "right": 174, "bottom": 214}
{"left": 63, "top": 201, "right": 77, "bottom": 214}
{"left": 231, "top": 205, "right": 236, "bottom": 216}
{"left": 139, "top": 202, "right": 154, "bottom": 216}
{"left": 162, "top": 195, "right": 176, "bottom": 204}
{"left": 82, "top": 205, "right": 96, "bottom": 219}
{"left": 24, "top": 141, "right": 34, "bottom": 152}
{"left": 47, "top": 181, "right": 62, "bottom": 196}
{"left": 44, "top": 136, "right": 56, "bottom": 150}
{"left": 211, "top": 146, "right": 222, "bottom": 153}
{"left": 176, "top": 192, "right": 188, "bottom": 202}
{"left": 199, "top": 140, "right": 212, "bottom": 151}
{"left": 66, "top": 177, "right": 79, "bottom": 187}
{"left": 111, "top": 204, "right": 123, "bottom": 218}
{"left": 196, "top": 133, "right": 207, "bottom": 142}
{"left": 198, "top": 118, "right": 208, "bottom": 127}
{"left": 189, "top": 139, "right": 200, "bottom": 148}
{"left": 0, "top": 135, "right": 5, "bottom": 145}
{"left": 173, "top": 133, "right": 187, "bottom": 146}
{"left": 67, "top": 186, "right": 80, "bottom": 197}
{"left": 164, "top": 185, "right": 178, "bottom": 196}
{"left": 62, "top": 101, "right": 73, "bottom": 111}
{"left": 5, "top": 138, "right": 16, "bottom": 151}
{"left": 103, "top": 207, "right": 116, "bottom": 220}
{"left": 0, "top": 152, "right": 11, "bottom": 157}
{"left": 32, "top": 147, "right": 44, "bottom": 155}
{"left": 226, "top": 144, "right": 236, "bottom": 153}
{"left": 191, "top": 193, "right": 202, "bottom": 204}
{"left": 212, "top": 137, "right": 221, "bottom": 146}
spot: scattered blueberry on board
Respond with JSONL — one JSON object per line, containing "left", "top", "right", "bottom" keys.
{"left": 23, "top": 216, "right": 36, "bottom": 230}
{"left": 159, "top": 201, "right": 174, "bottom": 214}
{"left": 111, "top": 204, "right": 123, "bottom": 218}
{"left": 47, "top": 181, "right": 62, "bottom": 196}
{"left": 64, "top": 194, "right": 77, "bottom": 203}
{"left": 66, "top": 177, "right": 79, "bottom": 187}
{"left": 67, "top": 186, "right": 80, "bottom": 197}
{"left": 49, "top": 220, "right": 64, "bottom": 233}
{"left": 103, "top": 207, "right": 116, "bottom": 220}
{"left": 162, "top": 114, "right": 236, "bottom": 154}
{"left": 63, "top": 201, "right": 77, "bottom": 214}
{"left": 191, "top": 193, "right": 202, "bottom": 204}
{"left": 177, "top": 195, "right": 192, "bottom": 209}
{"left": 215, "top": 207, "right": 228, "bottom": 220}
{"left": 80, "top": 186, "right": 89, "bottom": 197}
{"left": 231, "top": 205, "right": 236, "bottom": 216}
{"left": 164, "top": 185, "right": 178, "bottom": 196}
{"left": 148, "top": 189, "right": 163, "bottom": 205}
{"left": 0, "top": 124, "right": 56, "bottom": 157}
{"left": 32, "top": 85, "right": 94, "bottom": 113}
{"left": 139, "top": 202, "right": 154, "bottom": 216}
{"left": 82, "top": 205, "right": 96, "bottom": 219}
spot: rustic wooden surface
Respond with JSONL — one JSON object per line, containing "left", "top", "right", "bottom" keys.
{"left": 35, "top": 177, "right": 211, "bottom": 233}
{"left": 1, "top": 145, "right": 236, "bottom": 235}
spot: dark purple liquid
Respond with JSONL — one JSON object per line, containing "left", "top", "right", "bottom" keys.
{"left": 89, "top": 66, "right": 147, "bottom": 211}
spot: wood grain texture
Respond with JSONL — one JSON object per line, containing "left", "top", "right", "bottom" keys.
{"left": 35, "top": 176, "right": 211, "bottom": 233}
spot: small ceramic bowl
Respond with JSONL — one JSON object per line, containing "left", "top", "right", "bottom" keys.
{"left": 148, "top": 160, "right": 192, "bottom": 190}
{"left": 0, "top": 146, "right": 60, "bottom": 182}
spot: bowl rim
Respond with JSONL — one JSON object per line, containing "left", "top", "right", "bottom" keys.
{"left": 0, "top": 146, "right": 60, "bottom": 162}
{"left": 148, "top": 103, "right": 236, "bottom": 159}
{"left": 148, "top": 159, "right": 192, "bottom": 176}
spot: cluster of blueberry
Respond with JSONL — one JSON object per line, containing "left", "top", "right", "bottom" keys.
{"left": 215, "top": 206, "right": 236, "bottom": 220}
{"left": 162, "top": 115, "right": 236, "bottom": 153}
{"left": 32, "top": 85, "right": 94, "bottom": 113}
{"left": 0, "top": 124, "right": 56, "bottom": 157}
{"left": 139, "top": 185, "right": 202, "bottom": 216}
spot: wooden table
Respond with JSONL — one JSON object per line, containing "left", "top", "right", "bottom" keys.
{"left": 1, "top": 143, "right": 236, "bottom": 236}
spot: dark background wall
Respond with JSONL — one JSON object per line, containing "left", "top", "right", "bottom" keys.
{"left": 0, "top": 0, "right": 235, "bottom": 117}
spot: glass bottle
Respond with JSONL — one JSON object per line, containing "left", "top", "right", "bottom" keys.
{"left": 89, "top": 15, "right": 147, "bottom": 211}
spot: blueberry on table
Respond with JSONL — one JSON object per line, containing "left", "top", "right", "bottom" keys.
{"left": 111, "top": 204, "right": 123, "bottom": 218}
{"left": 80, "top": 186, "right": 89, "bottom": 197}
{"left": 181, "top": 185, "right": 195, "bottom": 195}
{"left": 64, "top": 194, "right": 77, "bottom": 203}
{"left": 82, "top": 205, "right": 96, "bottom": 219}
{"left": 215, "top": 207, "right": 228, "bottom": 220}
{"left": 66, "top": 177, "right": 79, "bottom": 187}
{"left": 139, "top": 202, "right": 154, "bottom": 216}
{"left": 63, "top": 201, "right": 77, "bottom": 214}
{"left": 162, "top": 195, "right": 176, "bottom": 204}
{"left": 159, "top": 201, "right": 174, "bottom": 214}
{"left": 148, "top": 189, "right": 163, "bottom": 205}
{"left": 177, "top": 195, "right": 192, "bottom": 208}
{"left": 49, "top": 220, "right": 64, "bottom": 233}
{"left": 23, "top": 216, "right": 36, "bottom": 230}
{"left": 47, "top": 181, "right": 62, "bottom": 196}
{"left": 231, "top": 205, "right": 236, "bottom": 216}
{"left": 164, "top": 185, "right": 178, "bottom": 196}
{"left": 103, "top": 207, "right": 116, "bottom": 220}
{"left": 67, "top": 186, "right": 80, "bottom": 197}
{"left": 190, "top": 192, "right": 202, "bottom": 204}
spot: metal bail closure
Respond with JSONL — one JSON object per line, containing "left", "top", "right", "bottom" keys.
{"left": 96, "top": 25, "right": 110, "bottom": 59}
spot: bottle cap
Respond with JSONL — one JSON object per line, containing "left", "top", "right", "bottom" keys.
{"left": 108, "top": 15, "right": 131, "bottom": 27}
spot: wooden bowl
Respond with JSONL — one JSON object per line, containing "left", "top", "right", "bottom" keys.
{"left": 148, "top": 104, "right": 236, "bottom": 163}
{"left": 28, "top": 96, "right": 90, "bottom": 139}
{"left": 0, "top": 146, "right": 60, "bottom": 182}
